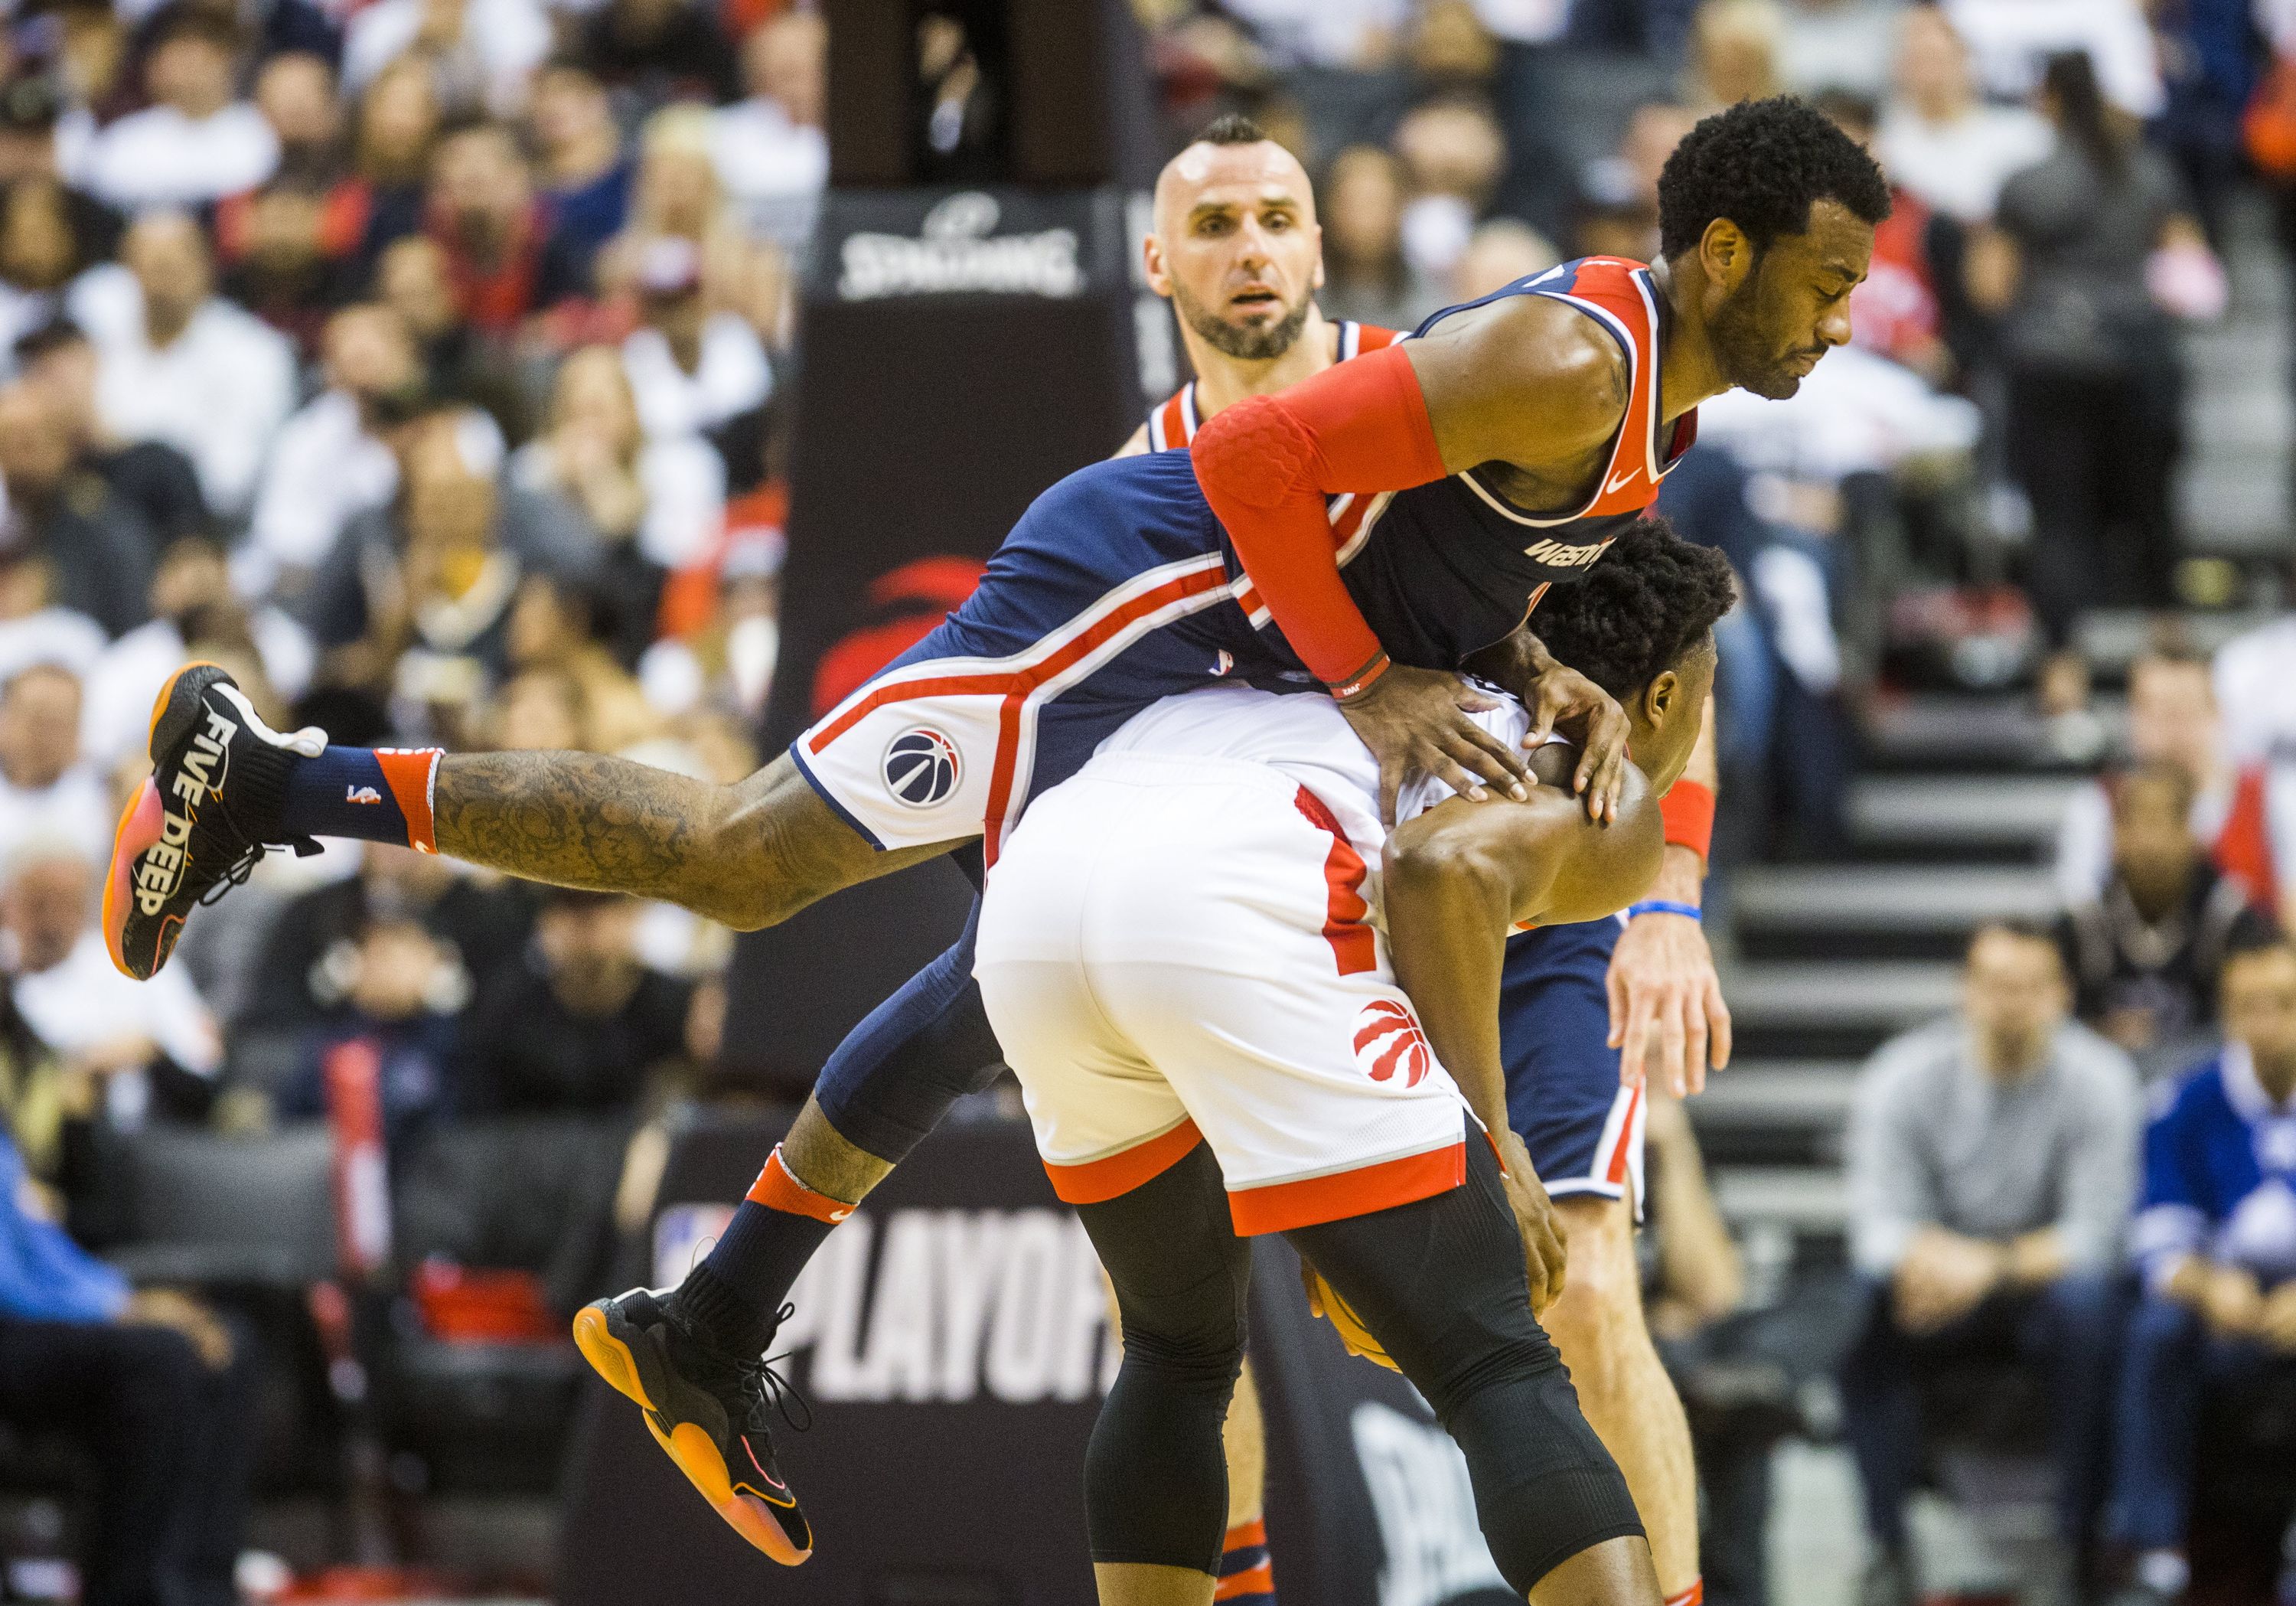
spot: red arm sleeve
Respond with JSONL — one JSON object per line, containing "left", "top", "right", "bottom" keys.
{"left": 1189, "top": 343, "right": 1450, "bottom": 691}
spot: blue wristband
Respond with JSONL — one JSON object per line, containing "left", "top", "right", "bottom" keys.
{"left": 1626, "top": 899, "right": 1701, "bottom": 922}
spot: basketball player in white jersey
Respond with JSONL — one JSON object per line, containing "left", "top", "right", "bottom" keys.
{"left": 974, "top": 521, "right": 1737, "bottom": 1606}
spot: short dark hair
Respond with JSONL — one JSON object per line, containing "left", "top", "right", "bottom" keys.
{"left": 12, "top": 318, "right": 87, "bottom": 368}
{"left": 1527, "top": 519, "right": 1736, "bottom": 700}
{"left": 1194, "top": 113, "right": 1269, "bottom": 147}
{"left": 145, "top": 2, "right": 244, "bottom": 55}
{"left": 1656, "top": 96, "right": 1890, "bottom": 262}
{"left": 1968, "top": 918, "right": 2063, "bottom": 966}
{"left": 2224, "top": 931, "right": 2296, "bottom": 976}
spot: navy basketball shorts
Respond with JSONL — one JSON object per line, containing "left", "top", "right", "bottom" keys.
{"left": 791, "top": 453, "right": 1274, "bottom": 866}
{"left": 1500, "top": 918, "right": 1645, "bottom": 1216}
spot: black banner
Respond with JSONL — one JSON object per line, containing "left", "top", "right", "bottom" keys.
{"left": 559, "top": 1112, "right": 1517, "bottom": 1606}
{"left": 721, "top": 181, "right": 1159, "bottom": 1095}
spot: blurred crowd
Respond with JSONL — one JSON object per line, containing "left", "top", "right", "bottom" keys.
{"left": 0, "top": 0, "right": 2288, "bottom": 1601}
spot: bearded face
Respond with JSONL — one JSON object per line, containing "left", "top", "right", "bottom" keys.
{"left": 1169, "top": 273, "right": 1315, "bottom": 363}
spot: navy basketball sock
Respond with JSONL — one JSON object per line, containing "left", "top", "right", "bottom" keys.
{"left": 279, "top": 746, "right": 442, "bottom": 850}
{"left": 673, "top": 1146, "right": 850, "bottom": 1356}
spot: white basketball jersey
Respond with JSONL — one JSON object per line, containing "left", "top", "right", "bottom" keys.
{"left": 1097, "top": 682, "right": 1541, "bottom": 867}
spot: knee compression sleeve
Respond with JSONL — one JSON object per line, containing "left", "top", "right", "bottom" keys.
{"left": 1287, "top": 1140, "right": 1642, "bottom": 1594}
{"left": 1077, "top": 1146, "right": 1253, "bottom": 1572}
{"left": 813, "top": 899, "right": 1006, "bottom": 1164}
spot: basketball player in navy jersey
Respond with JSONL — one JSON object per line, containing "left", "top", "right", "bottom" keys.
{"left": 1115, "top": 116, "right": 1726, "bottom": 1605}
{"left": 109, "top": 99, "right": 1887, "bottom": 1572}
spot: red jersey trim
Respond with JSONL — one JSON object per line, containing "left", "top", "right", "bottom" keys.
{"left": 1042, "top": 1118, "right": 1204, "bottom": 1204}
{"left": 1227, "top": 1140, "right": 1466, "bottom": 1236}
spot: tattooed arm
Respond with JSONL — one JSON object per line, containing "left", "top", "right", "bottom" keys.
{"left": 433, "top": 750, "right": 957, "bottom": 929}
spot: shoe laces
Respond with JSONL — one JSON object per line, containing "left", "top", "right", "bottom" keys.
{"left": 195, "top": 843, "right": 266, "bottom": 906}
{"left": 683, "top": 1303, "right": 814, "bottom": 1436}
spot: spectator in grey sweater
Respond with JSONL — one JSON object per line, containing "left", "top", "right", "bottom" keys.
{"left": 1838, "top": 919, "right": 2143, "bottom": 1606}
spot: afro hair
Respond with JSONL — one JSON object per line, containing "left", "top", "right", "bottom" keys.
{"left": 1656, "top": 96, "right": 1890, "bottom": 262}
{"left": 1529, "top": 520, "right": 1737, "bottom": 700}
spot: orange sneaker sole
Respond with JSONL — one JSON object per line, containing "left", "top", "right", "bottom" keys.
{"left": 103, "top": 662, "right": 227, "bottom": 981}
{"left": 570, "top": 1307, "right": 811, "bottom": 1565}
{"left": 102, "top": 780, "right": 171, "bottom": 980}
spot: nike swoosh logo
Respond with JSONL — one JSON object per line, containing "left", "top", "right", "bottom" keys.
{"left": 1606, "top": 470, "right": 1639, "bottom": 495}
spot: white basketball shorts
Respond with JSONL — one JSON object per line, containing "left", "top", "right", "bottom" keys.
{"left": 974, "top": 750, "right": 1473, "bottom": 1235}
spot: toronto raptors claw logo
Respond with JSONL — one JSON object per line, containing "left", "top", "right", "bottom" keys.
{"left": 884, "top": 727, "right": 962, "bottom": 807}
{"left": 1353, "top": 998, "right": 1433, "bottom": 1089}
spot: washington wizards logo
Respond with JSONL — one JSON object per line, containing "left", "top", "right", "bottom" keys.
{"left": 1353, "top": 998, "right": 1433, "bottom": 1089}
{"left": 883, "top": 727, "right": 962, "bottom": 807}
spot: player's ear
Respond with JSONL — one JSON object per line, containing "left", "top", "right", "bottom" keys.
{"left": 1309, "top": 223, "right": 1326, "bottom": 292}
{"left": 1641, "top": 668, "right": 1679, "bottom": 728}
{"left": 1698, "top": 218, "right": 1755, "bottom": 297}
{"left": 1143, "top": 233, "right": 1172, "bottom": 298}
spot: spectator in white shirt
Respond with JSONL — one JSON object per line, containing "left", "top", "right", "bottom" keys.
{"left": 1941, "top": 0, "right": 2163, "bottom": 121}
{"left": 343, "top": 0, "right": 553, "bottom": 118}
{"left": 1219, "top": 0, "right": 1409, "bottom": 68}
{"left": 710, "top": 11, "right": 827, "bottom": 252}
{"left": 73, "top": 212, "right": 295, "bottom": 518}
{"left": 0, "top": 663, "right": 109, "bottom": 867}
{"left": 80, "top": 8, "right": 280, "bottom": 214}
{"left": 513, "top": 342, "right": 723, "bottom": 573}
{"left": 1876, "top": 5, "right": 2053, "bottom": 224}
{"left": 1777, "top": 0, "right": 1903, "bottom": 101}
{"left": 619, "top": 237, "right": 768, "bottom": 441}
{"left": 0, "top": 552, "right": 105, "bottom": 696}
{"left": 2, "top": 840, "right": 221, "bottom": 1131}
{"left": 247, "top": 304, "right": 422, "bottom": 596}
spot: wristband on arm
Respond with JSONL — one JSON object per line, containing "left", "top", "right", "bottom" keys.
{"left": 1658, "top": 778, "right": 1716, "bottom": 862}
{"left": 1190, "top": 344, "right": 1450, "bottom": 690}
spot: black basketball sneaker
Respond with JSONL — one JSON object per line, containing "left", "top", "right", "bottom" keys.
{"left": 572, "top": 1288, "right": 814, "bottom": 1565}
{"left": 104, "top": 663, "right": 325, "bottom": 981}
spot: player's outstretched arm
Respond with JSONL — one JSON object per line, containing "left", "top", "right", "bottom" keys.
{"left": 434, "top": 749, "right": 954, "bottom": 930}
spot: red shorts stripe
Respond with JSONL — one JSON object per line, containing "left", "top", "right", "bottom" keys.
{"left": 745, "top": 1145, "right": 854, "bottom": 1224}
{"left": 1604, "top": 1086, "right": 1643, "bottom": 1186}
{"left": 1290, "top": 786, "right": 1375, "bottom": 974}
{"left": 1664, "top": 1580, "right": 1704, "bottom": 1606}
{"left": 1044, "top": 1118, "right": 1203, "bottom": 1205}
{"left": 1226, "top": 1141, "right": 1464, "bottom": 1236}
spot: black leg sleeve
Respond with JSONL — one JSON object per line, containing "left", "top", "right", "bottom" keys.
{"left": 1075, "top": 1144, "right": 1252, "bottom": 1575}
{"left": 1287, "top": 1139, "right": 1645, "bottom": 1595}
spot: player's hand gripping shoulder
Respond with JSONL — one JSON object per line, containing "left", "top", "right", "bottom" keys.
{"left": 1338, "top": 666, "right": 1534, "bottom": 827}
{"left": 1463, "top": 627, "right": 1633, "bottom": 824}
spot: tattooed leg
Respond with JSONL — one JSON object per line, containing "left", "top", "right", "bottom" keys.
{"left": 434, "top": 750, "right": 957, "bottom": 929}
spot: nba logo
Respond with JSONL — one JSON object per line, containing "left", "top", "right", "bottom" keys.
{"left": 884, "top": 728, "right": 962, "bottom": 807}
